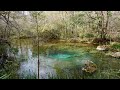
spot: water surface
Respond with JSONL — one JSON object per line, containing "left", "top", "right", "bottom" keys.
{"left": 12, "top": 39, "right": 120, "bottom": 79}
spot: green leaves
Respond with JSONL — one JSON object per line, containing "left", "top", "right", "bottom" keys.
{"left": 70, "top": 13, "right": 85, "bottom": 26}
{"left": 30, "top": 11, "right": 45, "bottom": 21}
{"left": 0, "top": 73, "right": 11, "bottom": 79}
{"left": 84, "top": 33, "right": 94, "bottom": 38}
{"left": 108, "top": 11, "right": 112, "bottom": 17}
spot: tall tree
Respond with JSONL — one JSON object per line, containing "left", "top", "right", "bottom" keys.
{"left": 30, "top": 11, "right": 45, "bottom": 79}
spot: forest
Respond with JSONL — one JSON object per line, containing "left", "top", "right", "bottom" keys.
{"left": 0, "top": 11, "right": 120, "bottom": 79}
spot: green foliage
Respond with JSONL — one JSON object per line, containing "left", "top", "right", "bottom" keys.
{"left": 0, "top": 57, "right": 19, "bottom": 79}
{"left": 84, "top": 33, "right": 94, "bottom": 38}
{"left": 110, "top": 42, "right": 120, "bottom": 51}
{"left": 9, "top": 47, "right": 18, "bottom": 54}
{"left": 41, "top": 29, "right": 61, "bottom": 42}
{"left": 0, "top": 44, "right": 8, "bottom": 55}
{"left": 1, "top": 11, "right": 120, "bottom": 79}
{"left": 0, "top": 43, "right": 20, "bottom": 79}
{"left": 20, "top": 73, "right": 37, "bottom": 79}
{"left": 30, "top": 11, "right": 45, "bottom": 21}
{"left": 0, "top": 74, "right": 11, "bottom": 79}
{"left": 108, "top": 11, "right": 112, "bottom": 17}
{"left": 70, "top": 13, "right": 85, "bottom": 26}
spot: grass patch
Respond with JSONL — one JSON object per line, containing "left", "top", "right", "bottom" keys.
{"left": 110, "top": 42, "right": 120, "bottom": 51}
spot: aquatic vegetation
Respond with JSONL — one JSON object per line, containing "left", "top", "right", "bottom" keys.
{"left": 0, "top": 73, "right": 11, "bottom": 79}
{"left": 9, "top": 47, "right": 19, "bottom": 54}
{"left": 49, "top": 65, "right": 83, "bottom": 79}
{"left": 0, "top": 43, "right": 20, "bottom": 79}
{"left": 1, "top": 39, "right": 120, "bottom": 79}
{"left": 19, "top": 73, "right": 37, "bottom": 79}
{"left": 0, "top": 58, "right": 20, "bottom": 79}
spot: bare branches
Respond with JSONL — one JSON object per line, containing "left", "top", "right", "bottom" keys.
{"left": 85, "top": 11, "right": 97, "bottom": 20}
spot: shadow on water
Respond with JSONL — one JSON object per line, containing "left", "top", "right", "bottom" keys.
{"left": 12, "top": 39, "right": 120, "bottom": 79}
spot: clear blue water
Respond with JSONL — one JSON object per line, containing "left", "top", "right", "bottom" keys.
{"left": 50, "top": 53, "right": 72, "bottom": 59}
{"left": 12, "top": 39, "right": 120, "bottom": 79}
{"left": 47, "top": 49, "right": 91, "bottom": 61}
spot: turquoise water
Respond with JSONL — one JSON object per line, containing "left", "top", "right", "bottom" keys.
{"left": 48, "top": 51, "right": 77, "bottom": 60}
{"left": 50, "top": 53, "right": 72, "bottom": 59}
{"left": 12, "top": 39, "right": 120, "bottom": 79}
{"left": 15, "top": 40, "right": 92, "bottom": 79}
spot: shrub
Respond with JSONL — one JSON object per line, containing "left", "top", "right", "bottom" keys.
{"left": 41, "top": 29, "right": 61, "bottom": 42}
{"left": 68, "top": 38, "right": 80, "bottom": 43}
{"left": 92, "top": 38, "right": 111, "bottom": 45}
{"left": 84, "top": 33, "right": 94, "bottom": 38}
{"left": 110, "top": 42, "right": 120, "bottom": 51}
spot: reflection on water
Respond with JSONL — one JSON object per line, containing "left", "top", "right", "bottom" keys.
{"left": 12, "top": 39, "right": 94, "bottom": 79}
{"left": 18, "top": 56, "right": 57, "bottom": 79}
{"left": 15, "top": 39, "right": 57, "bottom": 79}
{"left": 12, "top": 39, "right": 120, "bottom": 79}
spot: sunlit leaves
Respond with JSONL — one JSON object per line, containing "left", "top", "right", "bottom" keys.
{"left": 69, "top": 13, "right": 85, "bottom": 26}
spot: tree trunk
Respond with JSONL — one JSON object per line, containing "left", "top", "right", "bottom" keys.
{"left": 35, "top": 13, "right": 40, "bottom": 79}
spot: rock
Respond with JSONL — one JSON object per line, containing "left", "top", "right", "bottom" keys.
{"left": 106, "top": 52, "right": 114, "bottom": 56}
{"left": 82, "top": 60, "right": 97, "bottom": 73}
{"left": 106, "top": 52, "right": 120, "bottom": 58}
{"left": 96, "top": 45, "right": 109, "bottom": 51}
{"left": 111, "top": 52, "right": 120, "bottom": 58}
